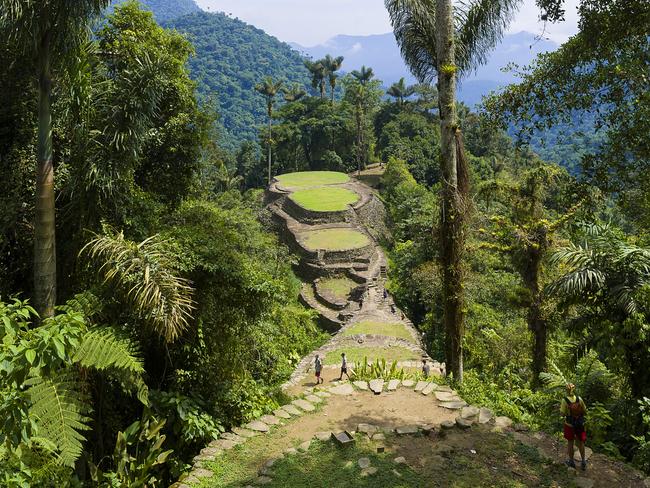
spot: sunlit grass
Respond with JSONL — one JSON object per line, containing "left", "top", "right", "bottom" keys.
{"left": 318, "top": 277, "right": 358, "bottom": 300}
{"left": 342, "top": 321, "right": 413, "bottom": 341}
{"left": 276, "top": 171, "right": 349, "bottom": 188}
{"left": 323, "top": 346, "right": 420, "bottom": 365}
{"left": 290, "top": 187, "right": 359, "bottom": 212}
{"left": 299, "top": 228, "right": 369, "bottom": 251}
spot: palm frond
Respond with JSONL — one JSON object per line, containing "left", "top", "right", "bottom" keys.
{"left": 26, "top": 374, "right": 92, "bottom": 467}
{"left": 81, "top": 231, "right": 194, "bottom": 343}
{"left": 455, "top": 0, "right": 522, "bottom": 75}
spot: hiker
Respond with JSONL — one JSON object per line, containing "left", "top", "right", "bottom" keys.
{"left": 561, "top": 383, "right": 588, "bottom": 470}
{"left": 383, "top": 288, "right": 388, "bottom": 300}
{"left": 338, "top": 352, "right": 350, "bottom": 381}
{"left": 314, "top": 354, "right": 323, "bottom": 385}
{"left": 390, "top": 303, "right": 396, "bottom": 314}
{"left": 422, "top": 359, "right": 431, "bottom": 378}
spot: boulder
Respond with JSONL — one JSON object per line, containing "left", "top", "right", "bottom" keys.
{"left": 456, "top": 417, "right": 474, "bottom": 429}
{"left": 387, "top": 379, "right": 400, "bottom": 391}
{"left": 369, "top": 379, "right": 384, "bottom": 394}
{"left": 478, "top": 408, "right": 494, "bottom": 424}
{"left": 460, "top": 406, "right": 480, "bottom": 420}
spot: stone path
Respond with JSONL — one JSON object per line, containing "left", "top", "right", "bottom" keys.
{"left": 173, "top": 169, "right": 650, "bottom": 487}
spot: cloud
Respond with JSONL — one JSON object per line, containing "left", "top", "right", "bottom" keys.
{"left": 349, "top": 42, "right": 363, "bottom": 54}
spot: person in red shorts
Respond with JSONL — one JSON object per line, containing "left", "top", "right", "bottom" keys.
{"left": 560, "top": 383, "right": 588, "bottom": 470}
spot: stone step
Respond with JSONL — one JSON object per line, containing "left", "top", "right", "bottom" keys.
{"left": 292, "top": 399, "right": 316, "bottom": 412}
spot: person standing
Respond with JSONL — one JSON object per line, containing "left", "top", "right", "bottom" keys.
{"left": 338, "top": 352, "right": 350, "bottom": 381}
{"left": 561, "top": 383, "right": 588, "bottom": 470}
{"left": 422, "top": 359, "right": 431, "bottom": 378}
{"left": 314, "top": 354, "right": 323, "bottom": 385}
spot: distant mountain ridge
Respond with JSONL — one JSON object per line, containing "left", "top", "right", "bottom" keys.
{"left": 292, "top": 31, "right": 558, "bottom": 106}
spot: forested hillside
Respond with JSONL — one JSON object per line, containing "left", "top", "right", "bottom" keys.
{"left": 109, "top": 0, "right": 200, "bottom": 22}
{"left": 164, "top": 12, "right": 312, "bottom": 149}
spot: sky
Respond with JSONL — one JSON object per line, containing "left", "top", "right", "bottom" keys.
{"left": 195, "top": 0, "right": 580, "bottom": 47}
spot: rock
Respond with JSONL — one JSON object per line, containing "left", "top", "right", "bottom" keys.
{"left": 209, "top": 439, "right": 237, "bottom": 450}
{"left": 284, "top": 447, "right": 298, "bottom": 455}
{"left": 330, "top": 383, "right": 355, "bottom": 395}
{"left": 305, "top": 394, "right": 323, "bottom": 404}
{"left": 191, "top": 468, "right": 214, "bottom": 478}
{"left": 493, "top": 416, "right": 513, "bottom": 430}
{"left": 315, "top": 390, "right": 331, "bottom": 398}
{"left": 358, "top": 457, "right": 371, "bottom": 469}
{"left": 395, "top": 425, "right": 419, "bottom": 435}
{"left": 440, "top": 420, "right": 456, "bottom": 430}
{"left": 478, "top": 408, "right": 494, "bottom": 424}
{"left": 220, "top": 432, "right": 246, "bottom": 444}
{"left": 314, "top": 431, "right": 331, "bottom": 441}
{"left": 415, "top": 381, "right": 428, "bottom": 392}
{"left": 233, "top": 427, "right": 257, "bottom": 438}
{"left": 357, "top": 423, "right": 379, "bottom": 434}
{"left": 575, "top": 478, "right": 595, "bottom": 488}
{"left": 392, "top": 469, "right": 402, "bottom": 477}
{"left": 435, "top": 391, "right": 462, "bottom": 402}
{"left": 513, "top": 423, "right": 529, "bottom": 432}
{"left": 420, "top": 424, "right": 435, "bottom": 434}
{"left": 255, "top": 476, "right": 272, "bottom": 485}
{"left": 460, "top": 406, "right": 480, "bottom": 420}
{"left": 456, "top": 417, "right": 474, "bottom": 429}
{"left": 273, "top": 409, "right": 292, "bottom": 419}
{"left": 421, "top": 383, "right": 436, "bottom": 395}
{"left": 200, "top": 446, "right": 222, "bottom": 457}
{"left": 353, "top": 381, "right": 369, "bottom": 390}
{"left": 181, "top": 476, "right": 199, "bottom": 484}
{"left": 436, "top": 385, "right": 453, "bottom": 392}
{"left": 344, "top": 460, "right": 354, "bottom": 469}
{"left": 387, "top": 379, "right": 400, "bottom": 391}
{"left": 369, "top": 379, "right": 384, "bottom": 394}
{"left": 439, "top": 401, "right": 467, "bottom": 410}
{"left": 431, "top": 367, "right": 443, "bottom": 376}
{"left": 246, "top": 421, "right": 270, "bottom": 433}
{"left": 280, "top": 404, "right": 302, "bottom": 416}
{"left": 372, "top": 433, "right": 386, "bottom": 441}
{"left": 394, "top": 456, "right": 407, "bottom": 464}
{"left": 259, "top": 415, "right": 281, "bottom": 425}
{"left": 401, "top": 380, "right": 415, "bottom": 388}
{"left": 298, "top": 440, "right": 311, "bottom": 452}
{"left": 360, "top": 467, "right": 378, "bottom": 477}
{"left": 292, "top": 399, "right": 315, "bottom": 412}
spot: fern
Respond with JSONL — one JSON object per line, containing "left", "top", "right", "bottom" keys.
{"left": 73, "top": 328, "right": 149, "bottom": 405}
{"left": 26, "top": 375, "right": 92, "bottom": 467}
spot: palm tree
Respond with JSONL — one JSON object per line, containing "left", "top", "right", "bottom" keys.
{"left": 548, "top": 224, "right": 650, "bottom": 396}
{"left": 351, "top": 65, "right": 375, "bottom": 85}
{"left": 1, "top": 0, "right": 110, "bottom": 319}
{"left": 387, "top": 77, "right": 414, "bottom": 105}
{"left": 322, "top": 54, "right": 345, "bottom": 102}
{"left": 304, "top": 59, "right": 327, "bottom": 99}
{"left": 283, "top": 83, "right": 307, "bottom": 102}
{"left": 255, "top": 77, "right": 284, "bottom": 184}
{"left": 386, "top": 0, "right": 520, "bottom": 382}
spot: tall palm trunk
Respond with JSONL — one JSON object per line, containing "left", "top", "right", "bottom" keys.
{"left": 436, "top": 0, "right": 465, "bottom": 383}
{"left": 524, "top": 238, "right": 548, "bottom": 385}
{"left": 267, "top": 103, "right": 272, "bottom": 185}
{"left": 35, "top": 31, "right": 57, "bottom": 319}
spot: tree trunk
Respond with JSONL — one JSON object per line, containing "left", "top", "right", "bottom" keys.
{"left": 34, "top": 31, "right": 56, "bottom": 320}
{"left": 524, "top": 244, "right": 547, "bottom": 385}
{"left": 436, "top": 0, "right": 464, "bottom": 383}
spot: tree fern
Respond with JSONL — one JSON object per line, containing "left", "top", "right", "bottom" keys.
{"left": 26, "top": 374, "right": 92, "bottom": 467}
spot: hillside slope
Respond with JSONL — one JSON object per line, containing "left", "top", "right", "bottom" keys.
{"left": 164, "top": 12, "right": 311, "bottom": 149}
{"left": 109, "top": 0, "right": 200, "bottom": 22}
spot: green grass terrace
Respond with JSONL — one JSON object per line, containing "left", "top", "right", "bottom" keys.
{"left": 289, "top": 187, "right": 359, "bottom": 212}
{"left": 342, "top": 321, "right": 414, "bottom": 341}
{"left": 298, "top": 228, "right": 370, "bottom": 251}
{"left": 318, "top": 277, "right": 358, "bottom": 301}
{"left": 323, "top": 346, "right": 421, "bottom": 366}
{"left": 275, "top": 171, "right": 350, "bottom": 189}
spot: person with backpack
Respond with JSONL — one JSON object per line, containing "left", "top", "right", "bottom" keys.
{"left": 314, "top": 354, "right": 323, "bottom": 385}
{"left": 561, "top": 383, "right": 588, "bottom": 470}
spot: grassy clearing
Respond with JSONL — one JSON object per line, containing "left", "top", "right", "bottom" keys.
{"left": 318, "top": 277, "right": 358, "bottom": 300}
{"left": 260, "top": 432, "right": 577, "bottom": 487}
{"left": 276, "top": 171, "right": 349, "bottom": 188}
{"left": 290, "top": 187, "right": 359, "bottom": 212}
{"left": 323, "top": 346, "right": 420, "bottom": 365}
{"left": 343, "top": 321, "right": 414, "bottom": 341}
{"left": 299, "top": 228, "right": 369, "bottom": 251}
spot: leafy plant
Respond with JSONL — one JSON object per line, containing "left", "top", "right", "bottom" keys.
{"left": 350, "top": 357, "right": 406, "bottom": 382}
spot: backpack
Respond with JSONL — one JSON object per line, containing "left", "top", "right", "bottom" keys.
{"left": 565, "top": 396, "right": 586, "bottom": 431}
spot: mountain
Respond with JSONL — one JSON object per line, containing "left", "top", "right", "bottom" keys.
{"left": 292, "top": 31, "right": 558, "bottom": 106}
{"left": 109, "top": 0, "right": 201, "bottom": 22}
{"left": 163, "top": 11, "right": 311, "bottom": 149}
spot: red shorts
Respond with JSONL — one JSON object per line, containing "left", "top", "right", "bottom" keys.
{"left": 315, "top": 371, "right": 321, "bottom": 378}
{"left": 564, "top": 424, "right": 586, "bottom": 442}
